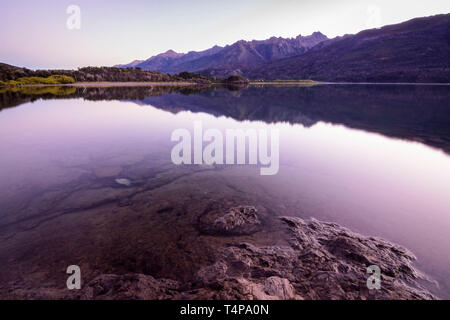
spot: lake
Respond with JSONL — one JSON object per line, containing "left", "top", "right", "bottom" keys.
{"left": 0, "top": 84, "right": 449, "bottom": 298}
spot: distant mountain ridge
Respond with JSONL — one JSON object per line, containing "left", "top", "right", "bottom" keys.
{"left": 116, "top": 32, "right": 328, "bottom": 76}
{"left": 117, "top": 14, "right": 450, "bottom": 82}
{"left": 247, "top": 14, "right": 450, "bottom": 82}
{"left": 115, "top": 60, "right": 144, "bottom": 68}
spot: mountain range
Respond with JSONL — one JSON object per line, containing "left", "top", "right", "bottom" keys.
{"left": 117, "top": 14, "right": 450, "bottom": 82}
{"left": 116, "top": 32, "right": 329, "bottom": 76}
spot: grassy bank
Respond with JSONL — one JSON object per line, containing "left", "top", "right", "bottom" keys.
{"left": 0, "top": 75, "right": 76, "bottom": 87}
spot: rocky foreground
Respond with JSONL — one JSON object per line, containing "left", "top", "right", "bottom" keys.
{"left": 8, "top": 206, "right": 436, "bottom": 300}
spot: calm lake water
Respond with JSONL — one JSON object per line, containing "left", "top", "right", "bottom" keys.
{"left": 0, "top": 84, "right": 449, "bottom": 298}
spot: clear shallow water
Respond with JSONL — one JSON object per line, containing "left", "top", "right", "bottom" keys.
{"left": 0, "top": 85, "right": 449, "bottom": 298}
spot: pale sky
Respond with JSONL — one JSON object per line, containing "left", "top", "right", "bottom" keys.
{"left": 0, "top": 0, "right": 449, "bottom": 69}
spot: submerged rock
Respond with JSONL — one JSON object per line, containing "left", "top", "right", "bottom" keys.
{"left": 115, "top": 178, "right": 132, "bottom": 187}
{"left": 4, "top": 216, "right": 437, "bottom": 300}
{"left": 94, "top": 166, "right": 122, "bottom": 178}
{"left": 198, "top": 205, "right": 262, "bottom": 236}
{"left": 78, "top": 274, "right": 180, "bottom": 300}
{"left": 191, "top": 217, "right": 436, "bottom": 299}
{"left": 233, "top": 276, "right": 303, "bottom": 300}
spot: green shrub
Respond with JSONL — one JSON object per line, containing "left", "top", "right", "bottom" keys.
{"left": 47, "top": 75, "right": 76, "bottom": 84}
{"left": 3, "top": 75, "right": 76, "bottom": 86}
{"left": 5, "top": 80, "right": 19, "bottom": 86}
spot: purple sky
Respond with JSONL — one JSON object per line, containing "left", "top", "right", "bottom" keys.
{"left": 0, "top": 0, "right": 449, "bottom": 69}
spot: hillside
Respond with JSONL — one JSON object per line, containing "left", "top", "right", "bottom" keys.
{"left": 117, "top": 32, "right": 328, "bottom": 76}
{"left": 246, "top": 14, "right": 450, "bottom": 82}
{"left": 0, "top": 63, "right": 218, "bottom": 84}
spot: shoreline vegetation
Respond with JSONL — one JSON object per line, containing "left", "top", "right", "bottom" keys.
{"left": 2, "top": 75, "right": 448, "bottom": 90}
{"left": 2, "top": 63, "right": 449, "bottom": 88}
{"left": 0, "top": 63, "right": 252, "bottom": 88}
{"left": 3, "top": 80, "right": 450, "bottom": 89}
{"left": 14, "top": 81, "right": 199, "bottom": 87}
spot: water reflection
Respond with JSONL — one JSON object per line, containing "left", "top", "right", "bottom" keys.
{"left": 0, "top": 84, "right": 449, "bottom": 298}
{"left": 2, "top": 84, "right": 449, "bottom": 153}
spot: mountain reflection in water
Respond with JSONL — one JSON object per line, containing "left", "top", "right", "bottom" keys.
{"left": 2, "top": 84, "right": 449, "bottom": 154}
{"left": 0, "top": 84, "right": 449, "bottom": 298}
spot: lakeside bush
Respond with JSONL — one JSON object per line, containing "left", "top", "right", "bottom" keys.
{"left": 0, "top": 63, "right": 242, "bottom": 84}
{"left": 0, "top": 75, "right": 76, "bottom": 86}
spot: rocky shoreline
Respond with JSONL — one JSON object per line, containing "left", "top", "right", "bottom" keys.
{"left": 5, "top": 208, "right": 437, "bottom": 300}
